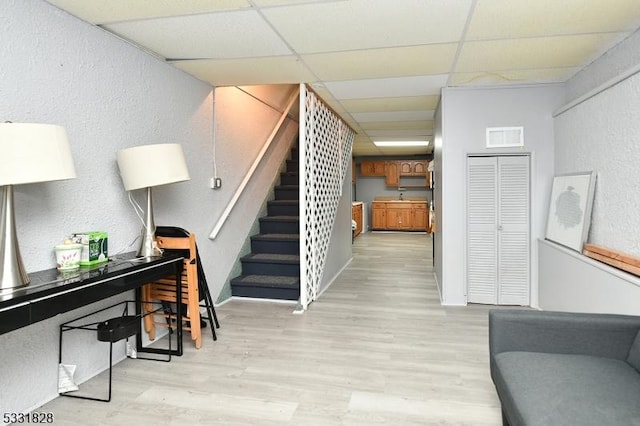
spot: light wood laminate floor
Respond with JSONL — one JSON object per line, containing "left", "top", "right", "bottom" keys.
{"left": 40, "top": 232, "right": 503, "bottom": 425}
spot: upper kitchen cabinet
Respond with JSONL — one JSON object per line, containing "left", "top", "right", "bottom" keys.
{"left": 386, "top": 160, "right": 432, "bottom": 188}
{"left": 360, "top": 160, "right": 386, "bottom": 177}
{"left": 385, "top": 161, "right": 399, "bottom": 186}
{"left": 355, "top": 157, "right": 432, "bottom": 189}
{"left": 399, "top": 160, "right": 427, "bottom": 176}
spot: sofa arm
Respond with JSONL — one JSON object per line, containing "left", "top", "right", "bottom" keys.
{"left": 489, "top": 310, "right": 640, "bottom": 362}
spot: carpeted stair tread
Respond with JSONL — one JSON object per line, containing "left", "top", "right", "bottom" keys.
{"left": 268, "top": 200, "right": 299, "bottom": 205}
{"left": 230, "top": 143, "right": 301, "bottom": 300}
{"left": 231, "top": 274, "right": 300, "bottom": 288}
{"left": 252, "top": 233, "right": 299, "bottom": 241}
{"left": 242, "top": 253, "right": 300, "bottom": 263}
{"left": 260, "top": 216, "right": 299, "bottom": 224}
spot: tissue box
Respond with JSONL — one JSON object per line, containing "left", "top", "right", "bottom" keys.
{"left": 72, "top": 231, "right": 108, "bottom": 266}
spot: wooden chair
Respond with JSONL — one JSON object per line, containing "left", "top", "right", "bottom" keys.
{"left": 142, "top": 232, "right": 202, "bottom": 349}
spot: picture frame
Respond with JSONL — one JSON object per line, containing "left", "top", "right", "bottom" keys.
{"left": 545, "top": 171, "right": 597, "bottom": 252}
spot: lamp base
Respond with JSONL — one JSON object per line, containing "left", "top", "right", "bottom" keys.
{"left": 138, "top": 228, "right": 162, "bottom": 258}
{"left": 0, "top": 185, "right": 30, "bottom": 292}
{"left": 137, "top": 187, "right": 162, "bottom": 258}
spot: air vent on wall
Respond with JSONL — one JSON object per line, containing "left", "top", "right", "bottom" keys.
{"left": 486, "top": 127, "right": 524, "bottom": 148}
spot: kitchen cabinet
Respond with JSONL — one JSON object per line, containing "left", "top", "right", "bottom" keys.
{"left": 399, "top": 160, "right": 427, "bottom": 176}
{"left": 413, "top": 161, "right": 427, "bottom": 175}
{"left": 385, "top": 161, "right": 399, "bottom": 186}
{"left": 360, "top": 160, "right": 386, "bottom": 176}
{"left": 386, "top": 203, "right": 412, "bottom": 230}
{"left": 358, "top": 158, "right": 431, "bottom": 188}
{"left": 371, "top": 203, "right": 387, "bottom": 229}
{"left": 371, "top": 201, "right": 429, "bottom": 232}
{"left": 399, "top": 161, "right": 413, "bottom": 175}
{"left": 352, "top": 159, "right": 356, "bottom": 184}
{"left": 352, "top": 203, "right": 363, "bottom": 237}
{"left": 412, "top": 203, "right": 428, "bottom": 230}
{"left": 385, "top": 160, "right": 430, "bottom": 188}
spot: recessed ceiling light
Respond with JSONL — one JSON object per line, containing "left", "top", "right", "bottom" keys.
{"left": 373, "top": 141, "right": 429, "bottom": 147}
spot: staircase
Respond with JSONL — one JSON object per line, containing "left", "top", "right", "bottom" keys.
{"left": 230, "top": 147, "right": 300, "bottom": 300}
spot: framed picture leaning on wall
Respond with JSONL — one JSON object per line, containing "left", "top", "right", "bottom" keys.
{"left": 545, "top": 171, "right": 597, "bottom": 252}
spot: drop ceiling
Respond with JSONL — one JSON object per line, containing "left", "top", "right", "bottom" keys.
{"left": 47, "top": 0, "right": 640, "bottom": 156}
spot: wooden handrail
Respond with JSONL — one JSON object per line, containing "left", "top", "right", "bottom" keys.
{"left": 208, "top": 86, "right": 300, "bottom": 240}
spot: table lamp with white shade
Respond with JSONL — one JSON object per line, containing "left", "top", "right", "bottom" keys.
{"left": 116, "top": 143, "right": 190, "bottom": 258}
{"left": 0, "top": 122, "right": 77, "bottom": 291}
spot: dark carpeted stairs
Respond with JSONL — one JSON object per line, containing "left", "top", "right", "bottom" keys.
{"left": 230, "top": 148, "right": 300, "bottom": 300}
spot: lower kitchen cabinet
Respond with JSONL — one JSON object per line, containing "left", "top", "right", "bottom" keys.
{"left": 371, "top": 201, "right": 429, "bottom": 232}
{"left": 412, "top": 204, "right": 428, "bottom": 229}
{"left": 386, "top": 203, "right": 413, "bottom": 230}
{"left": 372, "top": 203, "right": 387, "bottom": 229}
{"left": 352, "top": 203, "right": 363, "bottom": 237}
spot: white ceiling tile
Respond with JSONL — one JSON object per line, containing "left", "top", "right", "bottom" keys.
{"left": 262, "top": 0, "right": 472, "bottom": 53}
{"left": 340, "top": 96, "right": 440, "bottom": 113}
{"left": 351, "top": 111, "right": 434, "bottom": 122}
{"left": 253, "top": 0, "right": 345, "bottom": 6}
{"left": 103, "top": 10, "right": 291, "bottom": 59}
{"left": 366, "top": 129, "right": 433, "bottom": 138}
{"left": 353, "top": 147, "right": 384, "bottom": 156}
{"left": 361, "top": 120, "right": 433, "bottom": 131}
{"left": 375, "top": 146, "right": 431, "bottom": 155}
{"left": 47, "top": 0, "right": 250, "bottom": 24}
{"left": 301, "top": 44, "right": 457, "bottom": 81}
{"left": 171, "top": 57, "right": 316, "bottom": 86}
{"left": 307, "top": 85, "right": 338, "bottom": 102}
{"left": 324, "top": 75, "right": 448, "bottom": 100}
{"left": 450, "top": 67, "right": 579, "bottom": 86}
{"left": 455, "top": 34, "right": 625, "bottom": 73}
{"left": 46, "top": 0, "right": 640, "bottom": 158}
{"left": 467, "top": 0, "right": 640, "bottom": 40}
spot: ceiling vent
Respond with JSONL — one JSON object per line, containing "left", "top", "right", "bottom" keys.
{"left": 486, "top": 127, "right": 524, "bottom": 148}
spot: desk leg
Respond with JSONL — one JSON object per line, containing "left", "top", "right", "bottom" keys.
{"left": 135, "top": 260, "right": 184, "bottom": 357}
{"left": 175, "top": 261, "right": 183, "bottom": 356}
{"left": 135, "top": 287, "right": 144, "bottom": 354}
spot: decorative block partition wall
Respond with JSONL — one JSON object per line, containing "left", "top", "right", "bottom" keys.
{"left": 299, "top": 85, "right": 355, "bottom": 309}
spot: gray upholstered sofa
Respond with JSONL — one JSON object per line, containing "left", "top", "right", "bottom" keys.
{"left": 489, "top": 309, "right": 640, "bottom": 426}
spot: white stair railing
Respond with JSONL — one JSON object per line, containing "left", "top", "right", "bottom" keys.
{"left": 209, "top": 86, "right": 300, "bottom": 240}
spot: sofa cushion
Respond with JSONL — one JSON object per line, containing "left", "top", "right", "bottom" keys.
{"left": 628, "top": 330, "right": 640, "bottom": 372}
{"left": 493, "top": 351, "right": 640, "bottom": 426}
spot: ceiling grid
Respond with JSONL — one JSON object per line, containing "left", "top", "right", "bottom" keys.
{"left": 47, "top": 0, "right": 640, "bottom": 156}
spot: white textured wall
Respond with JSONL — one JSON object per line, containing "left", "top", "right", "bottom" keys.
{"left": 556, "top": 66, "right": 640, "bottom": 256}
{"left": 541, "top": 29, "right": 640, "bottom": 313}
{"left": 555, "top": 44, "right": 640, "bottom": 256}
{"left": 1, "top": 0, "right": 214, "bottom": 414}
{"left": 439, "top": 85, "right": 564, "bottom": 306}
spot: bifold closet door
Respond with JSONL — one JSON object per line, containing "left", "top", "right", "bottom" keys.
{"left": 467, "top": 156, "right": 530, "bottom": 305}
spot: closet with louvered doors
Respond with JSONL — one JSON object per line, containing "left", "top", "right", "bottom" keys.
{"left": 466, "top": 155, "right": 530, "bottom": 306}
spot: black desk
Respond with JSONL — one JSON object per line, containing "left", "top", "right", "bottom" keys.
{"left": 0, "top": 253, "right": 184, "bottom": 355}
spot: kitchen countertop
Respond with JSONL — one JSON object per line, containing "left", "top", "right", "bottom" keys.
{"left": 373, "top": 196, "right": 427, "bottom": 203}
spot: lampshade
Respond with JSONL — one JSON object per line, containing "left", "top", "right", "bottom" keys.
{"left": 116, "top": 143, "right": 190, "bottom": 258}
{"left": 1, "top": 122, "right": 76, "bottom": 291}
{"left": 116, "top": 143, "right": 190, "bottom": 190}
{"left": 0, "top": 123, "right": 76, "bottom": 185}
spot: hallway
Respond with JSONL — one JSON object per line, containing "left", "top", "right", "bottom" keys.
{"left": 41, "top": 232, "right": 502, "bottom": 425}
